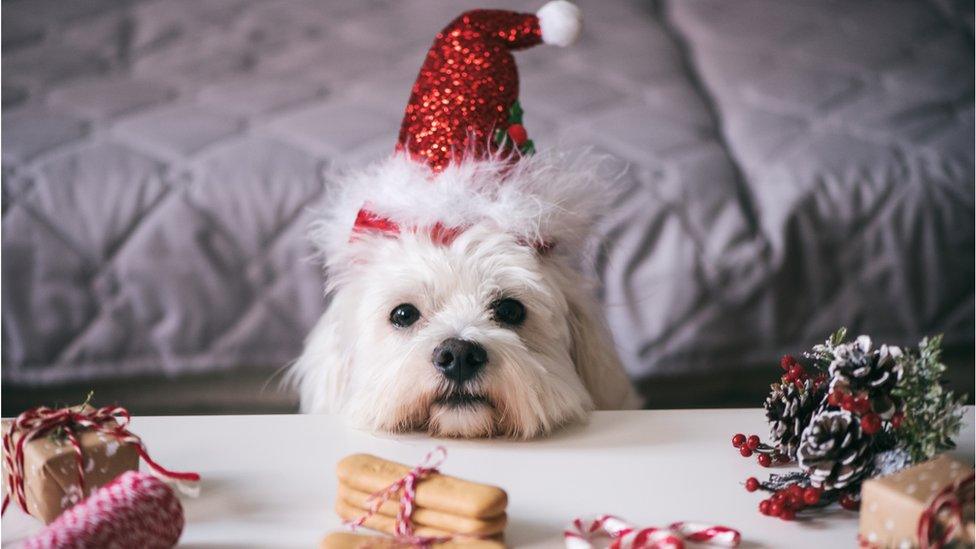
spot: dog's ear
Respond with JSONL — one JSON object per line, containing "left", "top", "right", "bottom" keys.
{"left": 288, "top": 293, "right": 354, "bottom": 413}
{"left": 565, "top": 287, "right": 643, "bottom": 410}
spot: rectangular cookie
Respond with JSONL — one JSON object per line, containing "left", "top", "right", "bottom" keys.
{"left": 336, "top": 454, "right": 507, "bottom": 518}
{"left": 335, "top": 498, "right": 451, "bottom": 539}
{"left": 320, "top": 532, "right": 505, "bottom": 549}
{"left": 338, "top": 483, "right": 507, "bottom": 536}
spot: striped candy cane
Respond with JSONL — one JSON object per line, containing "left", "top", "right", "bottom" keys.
{"left": 565, "top": 514, "right": 740, "bottom": 549}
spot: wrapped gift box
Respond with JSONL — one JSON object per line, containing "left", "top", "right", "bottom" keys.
{"left": 860, "top": 454, "right": 974, "bottom": 548}
{"left": 2, "top": 412, "right": 139, "bottom": 523}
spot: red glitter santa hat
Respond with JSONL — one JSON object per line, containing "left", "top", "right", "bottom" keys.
{"left": 397, "top": 0, "right": 583, "bottom": 171}
{"left": 315, "top": 2, "right": 616, "bottom": 265}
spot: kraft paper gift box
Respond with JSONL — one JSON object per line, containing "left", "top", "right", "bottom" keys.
{"left": 860, "top": 454, "right": 974, "bottom": 548}
{"left": 2, "top": 415, "right": 139, "bottom": 524}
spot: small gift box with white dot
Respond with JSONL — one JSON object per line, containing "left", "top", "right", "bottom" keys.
{"left": 2, "top": 405, "right": 140, "bottom": 524}
{"left": 859, "top": 454, "right": 974, "bottom": 548}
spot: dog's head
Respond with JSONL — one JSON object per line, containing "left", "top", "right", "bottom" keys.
{"left": 290, "top": 151, "right": 637, "bottom": 438}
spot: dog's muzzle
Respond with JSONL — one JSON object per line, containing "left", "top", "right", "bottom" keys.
{"left": 431, "top": 338, "right": 487, "bottom": 383}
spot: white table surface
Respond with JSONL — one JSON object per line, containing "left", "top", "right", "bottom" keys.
{"left": 2, "top": 408, "right": 973, "bottom": 548}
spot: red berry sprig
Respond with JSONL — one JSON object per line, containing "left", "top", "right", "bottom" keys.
{"left": 827, "top": 385, "right": 906, "bottom": 436}
{"left": 743, "top": 474, "right": 863, "bottom": 520}
{"left": 839, "top": 492, "right": 860, "bottom": 511}
{"left": 749, "top": 480, "right": 824, "bottom": 521}
{"left": 779, "top": 355, "right": 830, "bottom": 391}
{"left": 779, "top": 355, "right": 809, "bottom": 389}
{"left": 731, "top": 432, "right": 785, "bottom": 464}
{"left": 860, "top": 413, "right": 882, "bottom": 435}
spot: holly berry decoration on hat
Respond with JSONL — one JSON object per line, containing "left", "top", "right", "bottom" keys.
{"left": 729, "top": 329, "right": 966, "bottom": 521}
{"left": 493, "top": 101, "right": 534, "bottom": 155}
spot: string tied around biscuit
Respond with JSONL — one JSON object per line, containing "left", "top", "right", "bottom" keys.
{"left": 564, "top": 514, "right": 741, "bottom": 549}
{"left": 344, "top": 446, "right": 452, "bottom": 546}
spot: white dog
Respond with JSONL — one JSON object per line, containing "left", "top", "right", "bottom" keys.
{"left": 289, "top": 2, "right": 640, "bottom": 438}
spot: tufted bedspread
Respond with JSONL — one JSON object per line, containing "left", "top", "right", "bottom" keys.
{"left": 3, "top": 0, "right": 973, "bottom": 405}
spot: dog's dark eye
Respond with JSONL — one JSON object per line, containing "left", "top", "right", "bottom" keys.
{"left": 390, "top": 303, "right": 421, "bottom": 328}
{"left": 492, "top": 298, "right": 526, "bottom": 326}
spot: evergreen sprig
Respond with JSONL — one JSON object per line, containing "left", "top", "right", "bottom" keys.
{"left": 48, "top": 390, "right": 96, "bottom": 444}
{"left": 890, "top": 335, "right": 966, "bottom": 462}
{"left": 803, "top": 327, "right": 848, "bottom": 372}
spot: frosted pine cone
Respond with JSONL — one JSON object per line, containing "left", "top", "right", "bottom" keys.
{"left": 764, "top": 379, "right": 825, "bottom": 458}
{"left": 796, "top": 410, "right": 873, "bottom": 491}
{"left": 828, "top": 335, "right": 903, "bottom": 395}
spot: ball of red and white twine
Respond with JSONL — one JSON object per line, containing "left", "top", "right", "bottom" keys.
{"left": 23, "top": 471, "right": 184, "bottom": 549}
{"left": 565, "top": 514, "right": 741, "bottom": 549}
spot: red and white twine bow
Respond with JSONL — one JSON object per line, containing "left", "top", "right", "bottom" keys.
{"left": 917, "top": 472, "right": 975, "bottom": 549}
{"left": 565, "top": 515, "right": 741, "bottom": 549}
{"left": 345, "top": 446, "right": 452, "bottom": 546}
{"left": 2, "top": 404, "right": 200, "bottom": 516}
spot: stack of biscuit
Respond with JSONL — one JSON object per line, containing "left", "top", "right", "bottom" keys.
{"left": 334, "top": 454, "right": 507, "bottom": 545}
{"left": 320, "top": 532, "right": 504, "bottom": 549}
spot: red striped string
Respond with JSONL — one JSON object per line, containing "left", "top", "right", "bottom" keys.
{"left": 917, "top": 472, "right": 974, "bottom": 549}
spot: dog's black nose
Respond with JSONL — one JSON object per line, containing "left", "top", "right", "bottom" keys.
{"left": 431, "top": 338, "right": 487, "bottom": 383}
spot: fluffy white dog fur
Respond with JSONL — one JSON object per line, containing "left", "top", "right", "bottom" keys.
{"left": 290, "top": 150, "right": 640, "bottom": 438}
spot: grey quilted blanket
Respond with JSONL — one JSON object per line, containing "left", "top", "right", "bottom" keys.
{"left": 3, "top": 0, "right": 973, "bottom": 398}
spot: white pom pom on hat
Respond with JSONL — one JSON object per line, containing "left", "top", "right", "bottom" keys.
{"left": 537, "top": 0, "right": 583, "bottom": 47}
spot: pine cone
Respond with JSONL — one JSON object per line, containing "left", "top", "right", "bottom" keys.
{"left": 764, "top": 379, "right": 825, "bottom": 458}
{"left": 796, "top": 410, "right": 874, "bottom": 491}
{"left": 828, "top": 335, "right": 903, "bottom": 395}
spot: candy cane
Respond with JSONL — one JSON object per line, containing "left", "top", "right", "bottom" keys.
{"left": 565, "top": 515, "right": 740, "bottom": 549}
